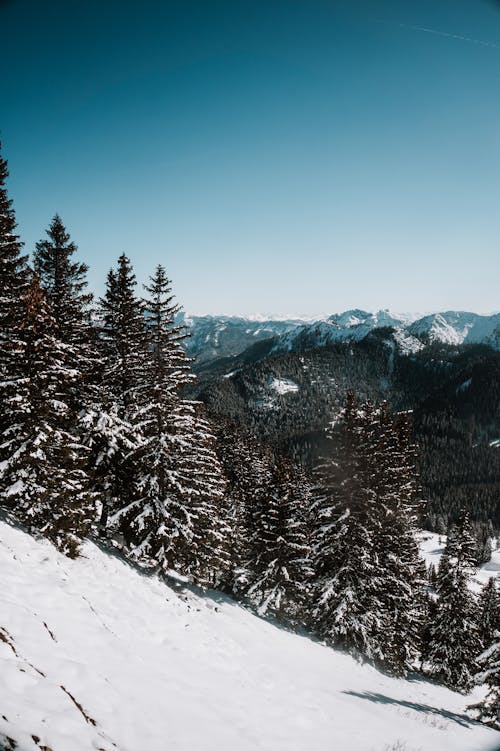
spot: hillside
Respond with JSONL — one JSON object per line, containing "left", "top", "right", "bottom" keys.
{"left": 1, "top": 519, "right": 499, "bottom": 751}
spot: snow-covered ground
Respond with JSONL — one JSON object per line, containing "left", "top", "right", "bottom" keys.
{"left": 417, "top": 531, "right": 500, "bottom": 591}
{"left": 1, "top": 520, "right": 499, "bottom": 751}
{"left": 269, "top": 377, "right": 299, "bottom": 395}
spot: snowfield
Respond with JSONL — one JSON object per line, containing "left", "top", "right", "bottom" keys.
{"left": 1, "top": 520, "right": 499, "bottom": 751}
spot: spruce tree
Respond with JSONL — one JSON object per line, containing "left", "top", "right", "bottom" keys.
{"left": 478, "top": 578, "right": 500, "bottom": 649}
{"left": 311, "top": 393, "right": 385, "bottom": 662}
{"left": 470, "top": 633, "right": 500, "bottom": 729}
{"left": 1, "top": 274, "right": 94, "bottom": 556}
{"left": 34, "top": 214, "right": 93, "bottom": 345}
{"left": 370, "top": 405, "right": 423, "bottom": 676}
{"left": 311, "top": 394, "right": 424, "bottom": 673}
{"left": 426, "top": 511, "right": 481, "bottom": 691}
{"left": 242, "top": 455, "right": 312, "bottom": 622}
{"left": 84, "top": 256, "right": 146, "bottom": 533}
{"left": 98, "top": 257, "right": 147, "bottom": 416}
{"left": 0, "top": 142, "right": 29, "bottom": 481}
{"left": 116, "top": 265, "right": 229, "bottom": 586}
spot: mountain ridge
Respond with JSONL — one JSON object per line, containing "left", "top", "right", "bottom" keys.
{"left": 181, "top": 310, "right": 500, "bottom": 366}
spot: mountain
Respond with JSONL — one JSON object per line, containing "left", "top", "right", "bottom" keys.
{"left": 408, "top": 312, "right": 500, "bottom": 348}
{"left": 1, "top": 518, "right": 498, "bottom": 751}
{"left": 181, "top": 310, "right": 500, "bottom": 369}
{"left": 180, "top": 314, "right": 308, "bottom": 365}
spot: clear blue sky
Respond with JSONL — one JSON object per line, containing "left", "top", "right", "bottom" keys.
{"left": 2, "top": 0, "right": 499, "bottom": 316}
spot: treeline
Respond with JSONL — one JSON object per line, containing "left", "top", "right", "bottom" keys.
{"left": 0, "top": 143, "right": 498, "bottom": 727}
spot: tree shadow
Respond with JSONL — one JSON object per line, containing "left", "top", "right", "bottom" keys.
{"left": 342, "top": 690, "right": 474, "bottom": 729}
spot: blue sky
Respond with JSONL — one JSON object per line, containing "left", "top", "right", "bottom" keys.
{"left": 2, "top": 0, "right": 500, "bottom": 315}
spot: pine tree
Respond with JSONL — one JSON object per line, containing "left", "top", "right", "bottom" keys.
{"left": 116, "top": 265, "right": 229, "bottom": 586}
{"left": 212, "top": 420, "right": 260, "bottom": 588}
{"left": 98, "top": 257, "right": 147, "bottom": 417}
{"left": 1, "top": 274, "right": 94, "bottom": 556}
{"left": 84, "top": 256, "right": 146, "bottom": 533}
{"left": 311, "top": 394, "right": 424, "bottom": 674}
{"left": 311, "top": 393, "right": 385, "bottom": 662}
{"left": 426, "top": 510, "right": 481, "bottom": 691}
{"left": 370, "top": 405, "right": 424, "bottom": 676}
{"left": 34, "top": 214, "right": 93, "bottom": 345}
{"left": 470, "top": 633, "right": 500, "bottom": 729}
{"left": 0, "top": 142, "right": 29, "bottom": 485}
{"left": 242, "top": 455, "right": 312, "bottom": 622}
{"left": 478, "top": 578, "right": 499, "bottom": 649}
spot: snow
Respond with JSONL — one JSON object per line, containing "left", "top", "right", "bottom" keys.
{"left": 269, "top": 377, "right": 299, "bottom": 395}
{"left": 417, "top": 531, "right": 500, "bottom": 591}
{"left": 392, "top": 329, "right": 425, "bottom": 355}
{"left": 408, "top": 312, "right": 500, "bottom": 348}
{"left": 1, "top": 520, "right": 499, "bottom": 751}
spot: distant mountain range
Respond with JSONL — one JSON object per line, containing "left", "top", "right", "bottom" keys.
{"left": 181, "top": 310, "right": 500, "bottom": 367}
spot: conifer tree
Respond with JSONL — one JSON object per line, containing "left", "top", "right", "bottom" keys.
{"left": 98, "top": 257, "right": 147, "bottom": 416}
{"left": 34, "top": 214, "right": 93, "bottom": 345}
{"left": 0, "top": 142, "right": 29, "bottom": 473}
{"left": 212, "top": 420, "right": 259, "bottom": 585}
{"left": 470, "top": 632, "right": 500, "bottom": 729}
{"left": 83, "top": 256, "right": 146, "bottom": 533}
{"left": 242, "top": 455, "right": 312, "bottom": 622}
{"left": 426, "top": 511, "right": 481, "bottom": 691}
{"left": 370, "top": 405, "right": 424, "bottom": 676}
{"left": 1, "top": 274, "right": 94, "bottom": 556}
{"left": 116, "top": 265, "right": 229, "bottom": 586}
{"left": 311, "top": 393, "right": 385, "bottom": 662}
{"left": 478, "top": 578, "right": 500, "bottom": 649}
{"left": 311, "top": 394, "right": 424, "bottom": 673}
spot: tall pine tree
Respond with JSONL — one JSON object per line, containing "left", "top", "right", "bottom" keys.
{"left": 83, "top": 256, "right": 146, "bottom": 533}
{"left": 311, "top": 394, "right": 424, "bottom": 674}
{"left": 426, "top": 511, "right": 481, "bottom": 691}
{"left": 311, "top": 394, "right": 385, "bottom": 662}
{"left": 1, "top": 274, "right": 94, "bottom": 556}
{"left": 115, "top": 265, "right": 229, "bottom": 586}
{"left": 0, "top": 142, "right": 29, "bottom": 493}
{"left": 242, "top": 455, "right": 312, "bottom": 622}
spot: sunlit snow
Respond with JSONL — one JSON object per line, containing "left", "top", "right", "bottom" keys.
{"left": 1, "top": 520, "right": 499, "bottom": 751}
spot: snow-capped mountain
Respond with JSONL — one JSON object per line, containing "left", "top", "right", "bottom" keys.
{"left": 1, "top": 519, "right": 498, "bottom": 751}
{"left": 181, "top": 310, "right": 500, "bottom": 366}
{"left": 408, "top": 312, "right": 500, "bottom": 348}
{"left": 180, "top": 314, "right": 308, "bottom": 365}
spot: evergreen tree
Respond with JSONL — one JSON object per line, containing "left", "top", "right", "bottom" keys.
{"left": 116, "top": 265, "right": 229, "bottom": 586}
{"left": 0, "top": 142, "right": 29, "bottom": 479}
{"left": 98, "top": 257, "right": 147, "bottom": 416}
{"left": 212, "top": 420, "right": 277, "bottom": 595}
{"left": 242, "top": 455, "right": 312, "bottom": 622}
{"left": 34, "top": 214, "right": 93, "bottom": 345}
{"left": 311, "top": 393, "right": 385, "bottom": 662}
{"left": 1, "top": 274, "right": 94, "bottom": 556}
{"left": 470, "top": 634, "right": 500, "bottom": 729}
{"left": 84, "top": 256, "right": 146, "bottom": 533}
{"left": 311, "top": 394, "right": 424, "bottom": 674}
{"left": 478, "top": 578, "right": 500, "bottom": 651}
{"left": 370, "top": 405, "right": 423, "bottom": 676}
{"left": 426, "top": 511, "right": 481, "bottom": 691}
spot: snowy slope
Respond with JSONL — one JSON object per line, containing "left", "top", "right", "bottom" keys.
{"left": 408, "top": 312, "right": 500, "bottom": 348}
{"left": 1, "top": 520, "right": 499, "bottom": 751}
